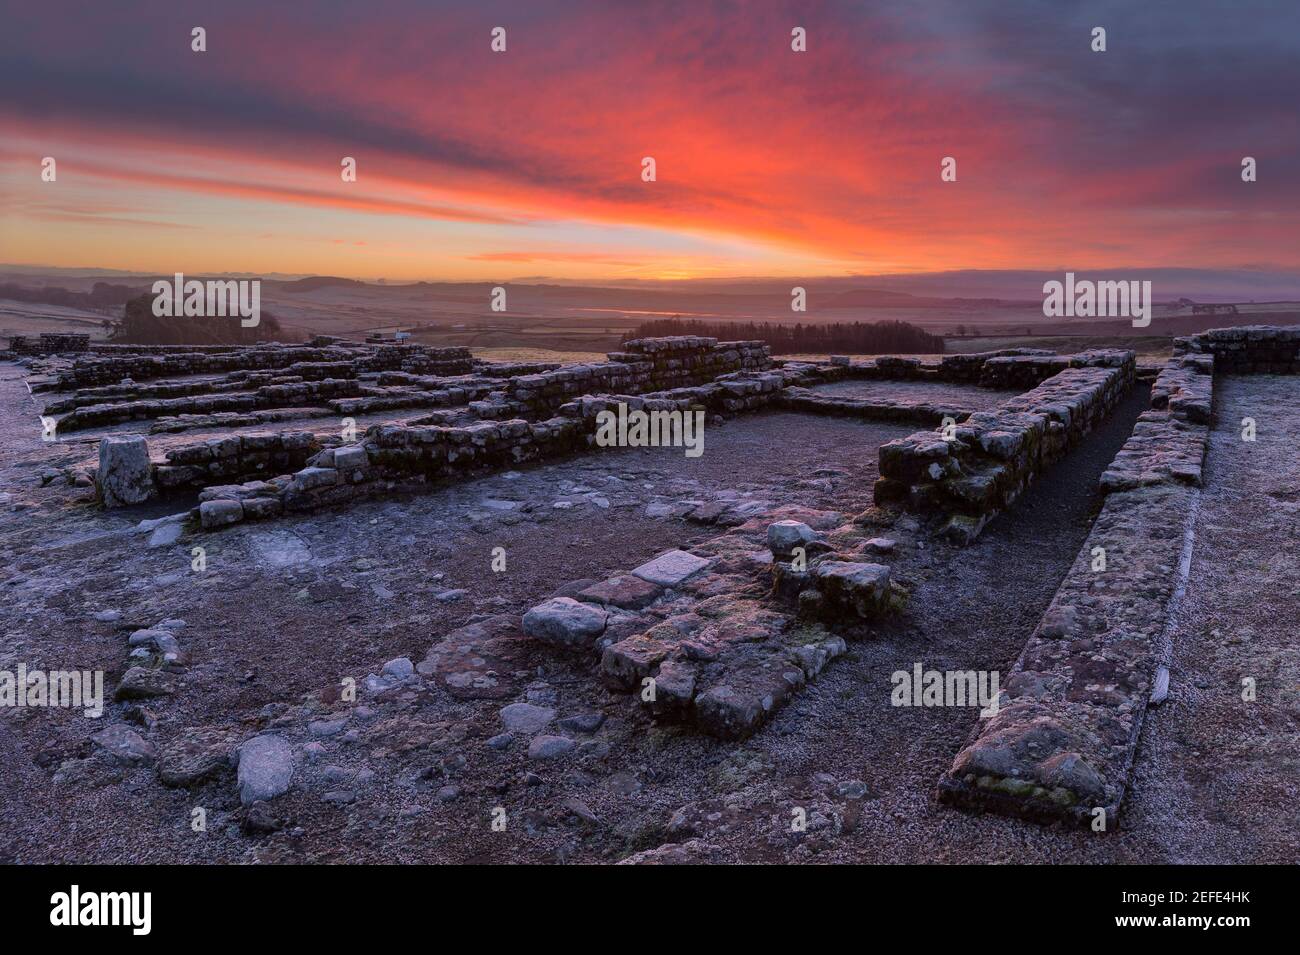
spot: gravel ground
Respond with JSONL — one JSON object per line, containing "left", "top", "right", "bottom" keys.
{"left": 3, "top": 360, "right": 1292, "bottom": 864}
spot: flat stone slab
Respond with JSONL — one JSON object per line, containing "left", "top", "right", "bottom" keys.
{"left": 576, "top": 575, "right": 664, "bottom": 610}
{"left": 630, "top": 550, "right": 712, "bottom": 587}
{"left": 91, "top": 725, "right": 156, "bottom": 764}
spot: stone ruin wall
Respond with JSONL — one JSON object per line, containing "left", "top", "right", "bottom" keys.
{"left": 1173, "top": 324, "right": 1300, "bottom": 373}
{"left": 939, "top": 326, "right": 1298, "bottom": 827}
{"left": 67, "top": 336, "right": 773, "bottom": 515}
{"left": 39, "top": 325, "right": 1300, "bottom": 823}
{"left": 872, "top": 350, "right": 1137, "bottom": 542}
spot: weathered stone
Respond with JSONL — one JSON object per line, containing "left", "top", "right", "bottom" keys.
{"left": 157, "top": 731, "right": 233, "bottom": 786}
{"left": 91, "top": 724, "right": 156, "bottom": 764}
{"left": 237, "top": 734, "right": 294, "bottom": 805}
{"left": 766, "top": 520, "right": 817, "bottom": 559}
{"left": 114, "top": 666, "right": 177, "bottom": 700}
{"left": 199, "top": 499, "right": 244, "bottom": 530}
{"left": 527, "top": 735, "right": 575, "bottom": 760}
{"left": 97, "top": 435, "right": 156, "bottom": 507}
{"left": 810, "top": 561, "right": 892, "bottom": 619}
{"left": 576, "top": 575, "right": 663, "bottom": 610}
{"left": 631, "top": 550, "right": 712, "bottom": 587}
{"left": 600, "top": 634, "right": 670, "bottom": 689}
{"left": 522, "top": 597, "right": 608, "bottom": 649}
{"left": 499, "top": 702, "right": 555, "bottom": 734}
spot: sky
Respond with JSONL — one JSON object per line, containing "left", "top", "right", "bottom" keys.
{"left": 1, "top": 0, "right": 1298, "bottom": 283}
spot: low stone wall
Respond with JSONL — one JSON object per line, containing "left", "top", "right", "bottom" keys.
{"left": 977, "top": 349, "right": 1131, "bottom": 390}
{"left": 50, "top": 343, "right": 473, "bottom": 390}
{"left": 56, "top": 378, "right": 364, "bottom": 432}
{"left": 937, "top": 350, "right": 1221, "bottom": 826}
{"left": 936, "top": 482, "right": 1197, "bottom": 827}
{"left": 778, "top": 387, "right": 976, "bottom": 425}
{"left": 1101, "top": 355, "right": 1214, "bottom": 493}
{"left": 793, "top": 348, "right": 1057, "bottom": 386}
{"left": 153, "top": 431, "right": 322, "bottom": 494}
{"left": 874, "top": 350, "right": 1135, "bottom": 542}
{"left": 504, "top": 338, "right": 770, "bottom": 413}
{"left": 1175, "top": 324, "right": 1300, "bottom": 373}
{"left": 189, "top": 369, "right": 799, "bottom": 528}
{"left": 6, "top": 333, "right": 92, "bottom": 355}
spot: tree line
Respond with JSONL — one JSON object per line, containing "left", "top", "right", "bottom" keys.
{"left": 622, "top": 317, "right": 945, "bottom": 354}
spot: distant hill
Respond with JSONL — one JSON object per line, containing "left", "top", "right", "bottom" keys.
{"left": 266, "top": 276, "right": 369, "bottom": 293}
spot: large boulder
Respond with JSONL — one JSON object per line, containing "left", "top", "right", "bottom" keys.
{"left": 97, "top": 435, "right": 157, "bottom": 508}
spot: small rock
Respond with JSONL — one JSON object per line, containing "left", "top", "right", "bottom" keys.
{"left": 91, "top": 725, "right": 156, "bottom": 764}
{"left": 242, "top": 800, "right": 284, "bottom": 834}
{"left": 115, "top": 666, "right": 177, "bottom": 700}
{"left": 767, "top": 520, "right": 817, "bottom": 559}
{"left": 557, "top": 712, "right": 605, "bottom": 734}
{"left": 527, "top": 735, "right": 575, "bottom": 760}
{"left": 499, "top": 702, "right": 555, "bottom": 734}
{"left": 381, "top": 657, "right": 415, "bottom": 681}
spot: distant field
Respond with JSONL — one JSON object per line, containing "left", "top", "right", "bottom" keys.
{"left": 472, "top": 346, "right": 611, "bottom": 364}
{"left": 947, "top": 335, "right": 1175, "bottom": 362}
